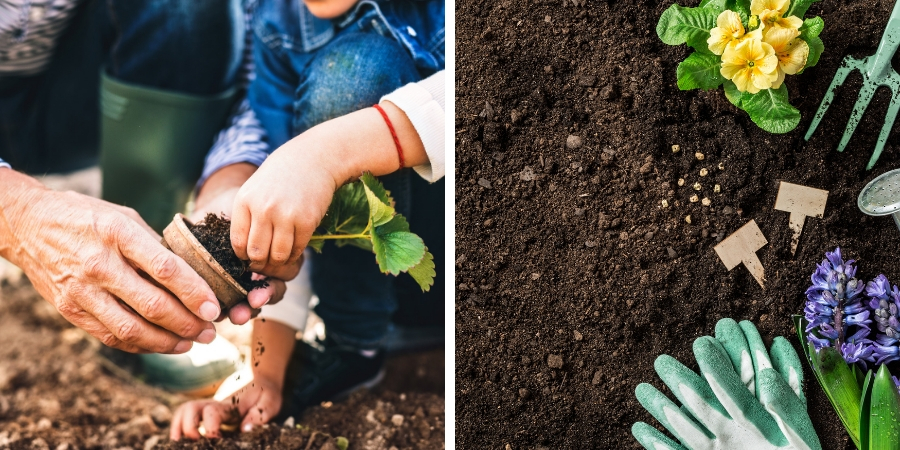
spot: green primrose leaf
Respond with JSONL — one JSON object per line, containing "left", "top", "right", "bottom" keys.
{"left": 869, "top": 364, "right": 900, "bottom": 450}
{"left": 800, "top": 16, "right": 824, "bottom": 38}
{"left": 727, "top": 0, "right": 751, "bottom": 16}
{"left": 800, "top": 34, "right": 824, "bottom": 71}
{"left": 361, "top": 173, "right": 395, "bottom": 227}
{"left": 741, "top": 85, "right": 801, "bottom": 134}
{"left": 407, "top": 247, "right": 435, "bottom": 292}
{"left": 677, "top": 52, "right": 724, "bottom": 90}
{"left": 320, "top": 182, "right": 369, "bottom": 235}
{"left": 657, "top": 4, "right": 718, "bottom": 53}
{"left": 372, "top": 215, "right": 426, "bottom": 276}
{"left": 787, "top": 0, "right": 820, "bottom": 19}
{"left": 723, "top": 80, "right": 743, "bottom": 107}
{"left": 699, "top": 0, "right": 727, "bottom": 12}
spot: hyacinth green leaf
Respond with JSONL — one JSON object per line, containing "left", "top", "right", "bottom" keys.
{"left": 787, "top": 0, "right": 821, "bottom": 19}
{"left": 657, "top": 5, "right": 718, "bottom": 53}
{"left": 372, "top": 215, "right": 426, "bottom": 276}
{"left": 360, "top": 172, "right": 395, "bottom": 227}
{"left": 869, "top": 364, "right": 900, "bottom": 450}
{"left": 407, "top": 247, "right": 436, "bottom": 292}
{"left": 859, "top": 370, "right": 874, "bottom": 450}
{"left": 320, "top": 182, "right": 369, "bottom": 235}
{"left": 741, "top": 85, "right": 801, "bottom": 134}
{"left": 810, "top": 345, "right": 862, "bottom": 448}
{"left": 677, "top": 52, "right": 725, "bottom": 90}
{"left": 723, "top": 80, "right": 743, "bottom": 107}
{"left": 852, "top": 364, "right": 866, "bottom": 390}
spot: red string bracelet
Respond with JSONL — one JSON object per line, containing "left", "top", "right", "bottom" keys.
{"left": 372, "top": 103, "right": 405, "bottom": 170}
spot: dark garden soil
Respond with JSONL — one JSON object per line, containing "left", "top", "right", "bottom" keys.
{"left": 0, "top": 281, "right": 444, "bottom": 449}
{"left": 455, "top": 0, "right": 900, "bottom": 448}
{"left": 189, "top": 213, "right": 267, "bottom": 293}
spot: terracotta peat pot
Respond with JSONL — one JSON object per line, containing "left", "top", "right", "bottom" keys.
{"left": 160, "top": 213, "right": 247, "bottom": 309}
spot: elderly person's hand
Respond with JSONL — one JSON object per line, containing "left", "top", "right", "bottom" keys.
{"left": 0, "top": 169, "right": 219, "bottom": 353}
{"left": 191, "top": 163, "right": 295, "bottom": 325}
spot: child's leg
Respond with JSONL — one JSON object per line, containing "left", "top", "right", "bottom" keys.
{"left": 290, "top": 31, "right": 434, "bottom": 350}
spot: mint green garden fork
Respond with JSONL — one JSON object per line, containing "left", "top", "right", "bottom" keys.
{"left": 805, "top": 0, "right": 900, "bottom": 170}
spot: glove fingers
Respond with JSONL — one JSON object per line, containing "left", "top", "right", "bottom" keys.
{"left": 632, "top": 422, "right": 690, "bottom": 450}
{"left": 654, "top": 354, "right": 729, "bottom": 436}
{"left": 739, "top": 320, "right": 774, "bottom": 398}
{"left": 768, "top": 336, "right": 805, "bottom": 405}
{"left": 635, "top": 382, "right": 714, "bottom": 449}
{"left": 715, "top": 318, "right": 755, "bottom": 394}
{"left": 693, "top": 336, "right": 787, "bottom": 445}
{"left": 757, "top": 369, "right": 822, "bottom": 450}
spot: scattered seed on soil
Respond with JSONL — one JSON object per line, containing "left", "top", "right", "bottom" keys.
{"left": 699, "top": 168, "right": 708, "bottom": 177}
{"left": 718, "top": 162, "right": 725, "bottom": 170}
{"left": 692, "top": 182, "right": 701, "bottom": 191}
{"left": 574, "top": 330, "right": 583, "bottom": 341}
{"left": 685, "top": 215, "right": 692, "bottom": 224}
{"left": 695, "top": 152, "right": 705, "bottom": 160}
{"left": 677, "top": 178, "right": 685, "bottom": 186}
{"left": 391, "top": 414, "right": 404, "bottom": 427}
{"left": 689, "top": 195, "right": 699, "bottom": 203}
{"left": 714, "top": 184, "right": 721, "bottom": 193}
{"left": 661, "top": 199, "right": 669, "bottom": 207}
{"left": 671, "top": 144, "right": 680, "bottom": 153}
{"left": 701, "top": 198, "right": 711, "bottom": 206}
{"left": 189, "top": 214, "right": 268, "bottom": 293}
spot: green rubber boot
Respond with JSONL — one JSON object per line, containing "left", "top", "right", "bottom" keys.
{"left": 99, "top": 72, "right": 237, "bottom": 232}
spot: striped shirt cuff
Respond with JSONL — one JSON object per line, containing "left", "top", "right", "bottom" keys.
{"left": 198, "top": 98, "right": 271, "bottom": 189}
{"left": 381, "top": 71, "right": 445, "bottom": 182}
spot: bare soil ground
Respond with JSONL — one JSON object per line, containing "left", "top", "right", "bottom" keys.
{"left": 455, "top": 0, "right": 900, "bottom": 448}
{"left": 0, "top": 281, "right": 444, "bottom": 450}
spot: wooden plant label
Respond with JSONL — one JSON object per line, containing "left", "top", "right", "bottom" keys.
{"left": 714, "top": 220, "right": 768, "bottom": 288}
{"left": 774, "top": 182, "right": 828, "bottom": 256}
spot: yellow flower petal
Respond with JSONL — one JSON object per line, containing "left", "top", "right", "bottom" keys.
{"left": 717, "top": 10, "right": 744, "bottom": 33}
{"left": 708, "top": 11, "right": 745, "bottom": 55}
{"left": 778, "top": 15, "right": 804, "bottom": 30}
{"left": 779, "top": 38, "right": 809, "bottom": 74}
{"left": 757, "top": 48, "right": 779, "bottom": 74}
{"left": 751, "top": 0, "right": 789, "bottom": 16}
{"left": 731, "top": 68, "right": 754, "bottom": 92}
{"left": 763, "top": 27, "right": 800, "bottom": 52}
{"left": 771, "top": 67, "right": 786, "bottom": 89}
{"left": 721, "top": 61, "right": 744, "bottom": 80}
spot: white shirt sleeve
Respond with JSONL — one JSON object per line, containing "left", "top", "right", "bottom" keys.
{"left": 380, "top": 70, "right": 445, "bottom": 182}
{"left": 257, "top": 250, "right": 313, "bottom": 331}
{"left": 0, "top": 159, "right": 9, "bottom": 170}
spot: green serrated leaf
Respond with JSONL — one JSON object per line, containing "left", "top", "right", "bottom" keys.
{"left": 336, "top": 436, "right": 349, "bottom": 450}
{"left": 860, "top": 370, "right": 874, "bottom": 450}
{"left": 787, "top": 0, "right": 820, "bottom": 19}
{"left": 677, "top": 52, "right": 724, "bottom": 90}
{"left": 360, "top": 172, "right": 393, "bottom": 207}
{"left": 799, "top": 16, "right": 824, "bottom": 38}
{"left": 699, "top": 0, "right": 727, "bottom": 12}
{"left": 362, "top": 183, "right": 395, "bottom": 228}
{"left": 657, "top": 5, "right": 718, "bottom": 53}
{"left": 811, "top": 346, "right": 862, "bottom": 447}
{"left": 869, "top": 364, "right": 900, "bottom": 450}
{"left": 307, "top": 238, "right": 325, "bottom": 253}
{"left": 320, "top": 182, "right": 369, "bottom": 235}
{"left": 728, "top": 0, "right": 751, "bottom": 16}
{"left": 372, "top": 215, "right": 426, "bottom": 276}
{"left": 723, "top": 80, "right": 743, "bottom": 107}
{"left": 335, "top": 237, "right": 373, "bottom": 252}
{"left": 800, "top": 34, "right": 824, "bottom": 71}
{"left": 407, "top": 247, "right": 435, "bottom": 292}
{"left": 741, "top": 85, "right": 801, "bottom": 134}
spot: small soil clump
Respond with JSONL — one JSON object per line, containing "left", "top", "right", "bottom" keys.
{"left": 188, "top": 213, "right": 268, "bottom": 293}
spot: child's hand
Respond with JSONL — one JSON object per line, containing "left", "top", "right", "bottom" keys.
{"left": 169, "top": 376, "right": 283, "bottom": 440}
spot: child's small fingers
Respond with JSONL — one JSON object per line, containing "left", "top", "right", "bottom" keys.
{"left": 170, "top": 406, "right": 184, "bottom": 441}
{"left": 246, "top": 219, "right": 273, "bottom": 271}
{"left": 269, "top": 224, "right": 295, "bottom": 266}
{"left": 180, "top": 403, "right": 203, "bottom": 440}
{"left": 201, "top": 404, "right": 224, "bottom": 439}
{"left": 230, "top": 202, "right": 252, "bottom": 261}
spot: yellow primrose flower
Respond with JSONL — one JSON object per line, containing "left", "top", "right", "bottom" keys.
{"left": 763, "top": 27, "right": 810, "bottom": 88}
{"left": 751, "top": 0, "right": 802, "bottom": 31}
{"left": 707, "top": 10, "right": 745, "bottom": 55}
{"left": 721, "top": 31, "right": 779, "bottom": 93}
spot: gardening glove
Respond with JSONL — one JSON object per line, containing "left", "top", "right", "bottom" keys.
{"left": 632, "top": 318, "right": 821, "bottom": 450}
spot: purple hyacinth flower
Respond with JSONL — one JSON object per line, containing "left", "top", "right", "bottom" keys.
{"left": 805, "top": 248, "right": 874, "bottom": 365}
{"left": 866, "top": 274, "right": 900, "bottom": 364}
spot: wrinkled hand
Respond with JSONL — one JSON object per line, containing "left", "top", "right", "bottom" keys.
{"left": 170, "top": 375, "right": 283, "bottom": 440}
{"left": 0, "top": 183, "right": 219, "bottom": 353}
{"left": 193, "top": 163, "right": 295, "bottom": 325}
{"left": 632, "top": 319, "right": 821, "bottom": 450}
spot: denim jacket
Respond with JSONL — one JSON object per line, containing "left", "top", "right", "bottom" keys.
{"left": 252, "top": 0, "right": 444, "bottom": 74}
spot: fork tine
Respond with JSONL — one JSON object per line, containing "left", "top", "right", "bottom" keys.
{"left": 805, "top": 56, "right": 860, "bottom": 141}
{"left": 837, "top": 82, "right": 879, "bottom": 152}
{"left": 867, "top": 88, "right": 900, "bottom": 169}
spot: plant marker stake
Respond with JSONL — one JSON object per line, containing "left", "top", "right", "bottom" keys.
{"left": 773, "top": 182, "right": 828, "bottom": 256}
{"left": 714, "top": 220, "right": 767, "bottom": 288}
{"left": 805, "top": 0, "right": 900, "bottom": 170}
{"left": 858, "top": 167, "right": 900, "bottom": 233}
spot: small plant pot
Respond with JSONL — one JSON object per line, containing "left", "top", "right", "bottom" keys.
{"left": 160, "top": 213, "right": 247, "bottom": 309}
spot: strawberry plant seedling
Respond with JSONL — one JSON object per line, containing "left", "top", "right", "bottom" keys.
{"left": 307, "top": 172, "right": 435, "bottom": 292}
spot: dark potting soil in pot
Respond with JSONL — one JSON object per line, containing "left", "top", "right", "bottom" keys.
{"left": 188, "top": 213, "right": 268, "bottom": 293}
{"left": 456, "top": 0, "right": 900, "bottom": 448}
